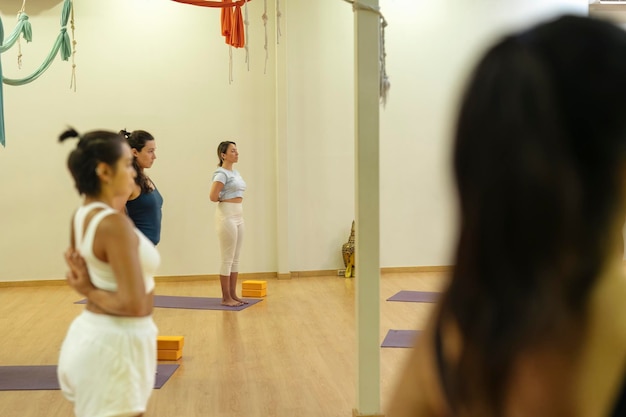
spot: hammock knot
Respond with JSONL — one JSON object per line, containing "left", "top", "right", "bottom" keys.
{"left": 21, "top": 22, "right": 32, "bottom": 43}
{"left": 60, "top": 29, "right": 72, "bottom": 60}
{"left": 17, "top": 13, "right": 33, "bottom": 43}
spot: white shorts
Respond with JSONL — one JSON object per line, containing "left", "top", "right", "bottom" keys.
{"left": 57, "top": 310, "right": 158, "bottom": 417}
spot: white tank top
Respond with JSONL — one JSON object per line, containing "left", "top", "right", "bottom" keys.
{"left": 73, "top": 202, "right": 159, "bottom": 293}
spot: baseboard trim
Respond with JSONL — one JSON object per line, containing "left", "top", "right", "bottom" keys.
{"left": 0, "top": 279, "right": 67, "bottom": 288}
{"left": 0, "top": 266, "right": 455, "bottom": 287}
{"left": 7, "top": 262, "right": 626, "bottom": 287}
{"left": 381, "top": 265, "right": 452, "bottom": 273}
{"left": 289, "top": 269, "right": 337, "bottom": 279}
{"left": 352, "top": 409, "right": 384, "bottom": 417}
{"left": 156, "top": 274, "right": 218, "bottom": 282}
{"left": 156, "top": 272, "right": 278, "bottom": 282}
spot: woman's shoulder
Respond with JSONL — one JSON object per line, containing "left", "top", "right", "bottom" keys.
{"left": 386, "top": 312, "right": 450, "bottom": 417}
{"left": 212, "top": 167, "right": 228, "bottom": 181}
{"left": 95, "top": 210, "right": 136, "bottom": 237}
{"left": 213, "top": 167, "right": 229, "bottom": 175}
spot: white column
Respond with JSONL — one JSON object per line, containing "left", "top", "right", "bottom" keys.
{"left": 275, "top": 0, "right": 290, "bottom": 280}
{"left": 353, "top": 0, "right": 382, "bottom": 416}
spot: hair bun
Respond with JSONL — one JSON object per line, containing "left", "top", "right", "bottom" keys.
{"left": 119, "top": 129, "right": 131, "bottom": 139}
{"left": 58, "top": 128, "right": 80, "bottom": 143}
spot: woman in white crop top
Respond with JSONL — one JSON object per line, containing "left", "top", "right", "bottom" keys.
{"left": 58, "top": 128, "right": 160, "bottom": 417}
{"left": 209, "top": 140, "right": 247, "bottom": 307}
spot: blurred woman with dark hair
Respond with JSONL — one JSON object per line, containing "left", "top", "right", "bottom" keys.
{"left": 388, "top": 15, "right": 626, "bottom": 417}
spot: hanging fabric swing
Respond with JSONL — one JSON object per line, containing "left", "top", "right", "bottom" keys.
{"left": 0, "top": 0, "right": 76, "bottom": 147}
{"left": 172, "top": 0, "right": 251, "bottom": 48}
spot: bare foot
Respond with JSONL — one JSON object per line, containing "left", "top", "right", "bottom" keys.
{"left": 232, "top": 296, "right": 249, "bottom": 304}
{"left": 221, "top": 298, "right": 244, "bottom": 307}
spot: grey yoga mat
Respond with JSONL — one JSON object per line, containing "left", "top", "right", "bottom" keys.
{"left": 0, "top": 364, "right": 179, "bottom": 391}
{"left": 386, "top": 290, "right": 440, "bottom": 303}
{"left": 76, "top": 295, "right": 263, "bottom": 311}
{"left": 381, "top": 329, "right": 421, "bottom": 348}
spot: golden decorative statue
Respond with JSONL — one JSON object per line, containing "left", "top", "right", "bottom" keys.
{"left": 342, "top": 221, "right": 355, "bottom": 278}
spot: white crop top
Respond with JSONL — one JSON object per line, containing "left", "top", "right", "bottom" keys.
{"left": 73, "top": 202, "right": 159, "bottom": 293}
{"left": 212, "top": 167, "right": 246, "bottom": 200}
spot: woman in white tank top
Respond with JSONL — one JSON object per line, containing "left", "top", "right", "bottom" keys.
{"left": 58, "top": 128, "right": 160, "bottom": 417}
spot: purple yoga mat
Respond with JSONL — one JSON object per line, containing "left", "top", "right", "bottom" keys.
{"left": 0, "top": 364, "right": 179, "bottom": 391}
{"left": 386, "top": 290, "right": 440, "bottom": 303}
{"left": 75, "top": 295, "right": 263, "bottom": 311}
{"left": 381, "top": 329, "right": 421, "bottom": 348}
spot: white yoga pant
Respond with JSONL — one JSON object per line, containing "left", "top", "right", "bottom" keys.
{"left": 57, "top": 309, "right": 157, "bottom": 417}
{"left": 215, "top": 202, "right": 244, "bottom": 276}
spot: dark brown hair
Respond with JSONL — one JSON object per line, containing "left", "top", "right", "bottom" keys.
{"left": 440, "top": 15, "right": 626, "bottom": 416}
{"left": 60, "top": 128, "right": 126, "bottom": 196}
{"left": 120, "top": 129, "right": 155, "bottom": 194}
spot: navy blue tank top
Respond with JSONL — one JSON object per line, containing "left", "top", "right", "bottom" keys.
{"left": 126, "top": 186, "right": 163, "bottom": 245}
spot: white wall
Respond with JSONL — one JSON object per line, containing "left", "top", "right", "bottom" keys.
{"left": 0, "top": 0, "right": 278, "bottom": 281}
{"left": 378, "top": 0, "right": 588, "bottom": 267}
{"left": 0, "top": 0, "right": 589, "bottom": 282}
{"left": 282, "top": 0, "right": 355, "bottom": 272}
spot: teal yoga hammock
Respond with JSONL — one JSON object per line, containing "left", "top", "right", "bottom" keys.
{"left": 0, "top": 0, "right": 75, "bottom": 147}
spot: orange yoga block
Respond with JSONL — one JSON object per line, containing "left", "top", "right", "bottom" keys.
{"left": 242, "top": 280, "right": 267, "bottom": 290}
{"left": 157, "top": 336, "right": 185, "bottom": 351}
{"left": 157, "top": 349, "right": 183, "bottom": 361}
{"left": 242, "top": 288, "right": 267, "bottom": 297}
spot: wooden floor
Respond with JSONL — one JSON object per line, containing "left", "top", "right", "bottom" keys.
{"left": 0, "top": 272, "right": 447, "bottom": 417}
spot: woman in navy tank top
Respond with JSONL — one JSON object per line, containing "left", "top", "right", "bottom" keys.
{"left": 120, "top": 129, "right": 163, "bottom": 246}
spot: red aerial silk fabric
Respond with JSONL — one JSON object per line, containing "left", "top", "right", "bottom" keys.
{"left": 172, "top": 0, "right": 250, "bottom": 48}
{"left": 230, "top": 5, "right": 245, "bottom": 48}
{"left": 171, "top": 0, "right": 249, "bottom": 6}
{"left": 221, "top": 0, "right": 232, "bottom": 39}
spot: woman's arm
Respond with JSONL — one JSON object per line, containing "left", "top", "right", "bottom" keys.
{"left": 65, "top": 249, "right": 91, "bottom": 294}
{"left": 209, "top": 181, "right": 224, "bottom": 202}
{"left": 68, "top": 213, "right": 151, "bottom": 317}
